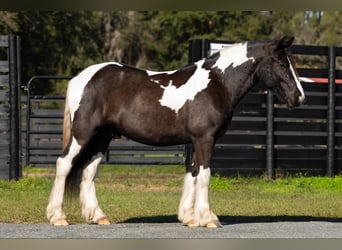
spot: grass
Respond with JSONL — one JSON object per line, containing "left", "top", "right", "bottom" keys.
{"left": 1, "top": 165, "right": 342, "bottom": 224}
{"left": 210, "top": 174, "right": 342, "bottom": 221}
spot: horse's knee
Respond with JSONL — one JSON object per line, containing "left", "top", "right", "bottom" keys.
{"left": 187, "top": 156, "right": 199, "bottom": 177}
{"left": 55, "top": 157, "right": 72, "bottom": 177}
{"left": 190, "top": 164, "right": 199, "bottom": 177}
{"left": 81, "top": 154, "right": 103, "bottom": 181}
{"left": 55, "top": 136, "right": 83, "bottom": 176}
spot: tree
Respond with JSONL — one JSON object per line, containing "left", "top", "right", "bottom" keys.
{"left": 14, "top": 11, "right": 105, "bottom": 94}
{"left": 0, "top": 11, "right": 341, "bottom": 95}
{"left": 0, "top": 11, "right": 18, "bottom": 34}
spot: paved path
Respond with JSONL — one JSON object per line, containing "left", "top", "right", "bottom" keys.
{"left": 1, "top": 221, "right": 342, "bottom": 238}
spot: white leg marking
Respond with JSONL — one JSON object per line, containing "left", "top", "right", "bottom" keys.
{"left": 194, "top": 166, "right": 210, "bottom": 226}
{"left": 288, "top": 57, "right": 305, "bottom": 103}
{"left": 194, "top": 166, "right": 220, "bottom": 227}
{"left": 80, "top": 154, "right": 107, "bottom": 224}
{"left": 178, "top": 166, "right": 221, "bottom": 227}
{"left": 46, "top": 157, "right": 70, "bottom": 224}
{"left": 178, "top": 172, "right": 196, "bottom": 224}
{"left": 46, "top": 137, "right": 82, "bottom": 224}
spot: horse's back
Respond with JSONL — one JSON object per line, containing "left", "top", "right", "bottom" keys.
{"left": 66, "top": 62, "right": 191, "bottom": 145}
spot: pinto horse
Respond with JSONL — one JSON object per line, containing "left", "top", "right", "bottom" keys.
{"left": 46, "top": 36, "right": 305, "bottom": 228}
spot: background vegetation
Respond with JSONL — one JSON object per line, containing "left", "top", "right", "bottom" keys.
{"left": 1, "top": 11, "right": 341, "bottom": 94}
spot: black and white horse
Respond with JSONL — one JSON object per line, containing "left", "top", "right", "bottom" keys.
{"left": 46, "top": 36, "right": 304, "bottom": 228}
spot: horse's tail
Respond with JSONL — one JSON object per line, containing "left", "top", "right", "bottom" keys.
{"left": 62, "top": 92, "right": 71, "bottom": 152}
{"left": 63, "top": 84, "right": 82, "bottom": 199}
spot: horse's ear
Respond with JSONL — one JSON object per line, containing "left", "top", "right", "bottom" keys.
{"left": 270, "top": 36, "right": 295, "bottom": 51}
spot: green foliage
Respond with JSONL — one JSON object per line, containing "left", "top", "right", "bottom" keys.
{"left": 15, "top": 11, "right": 105, "bottom": 95}
{"left": 0, "top": 177, "right": 50, "bottom": 192}
{"left": 212, "top": 174, "right": 342, "bottom": 192}
{"left": 210, "top": 174, "right": 231, "bottom": 190}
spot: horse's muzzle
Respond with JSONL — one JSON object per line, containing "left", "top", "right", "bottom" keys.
{"left": 297, "top": 94, "right": 305, "bottom": 105}
{"left": 288, "top": 94, "right": 305, "bottom": 109}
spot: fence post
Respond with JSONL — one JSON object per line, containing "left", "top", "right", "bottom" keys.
{"left": 9, "top": 35, "right": 21, "bottom": 180}
{"left": 189, "top": 39, "right": 209, "bottom": 63}
{"left": 326, "top": 46, "right": 336, "bottom": 177}
{"left": 266, "top": 91, "right": 275, "bottom": 180}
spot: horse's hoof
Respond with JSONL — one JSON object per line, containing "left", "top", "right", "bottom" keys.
{"left": 52, "top": 219, "right": 69, "bottom": 226}
{"left": 96, "top": 218, "right": 110, "bottom": 225}
{"left": 206, "top": 221, "right": 222, "bottom": 228}
{"left": 185, "top": 220, "right": 199, "bottom": 227}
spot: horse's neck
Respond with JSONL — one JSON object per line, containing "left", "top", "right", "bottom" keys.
{"left": 207, "top": 44, "right": 262, "bottom": 111}
{"left": 223, "top": 62, "right": 259, "bottom": 110}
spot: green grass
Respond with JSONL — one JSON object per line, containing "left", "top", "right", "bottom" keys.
{"left": 1, "top": 165, "right": 342, "bottom": 224}
{"left": 210, "top": 174, "right": 342, "bottom": 221}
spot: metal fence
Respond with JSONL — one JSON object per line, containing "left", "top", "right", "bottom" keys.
{"left": 0, "top": 35, "right": 21, "bottom": 180}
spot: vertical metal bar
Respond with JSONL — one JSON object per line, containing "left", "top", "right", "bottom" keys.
{"left": 326, "top": 46, "right": 336, "bottom": 177}
{"left": 8, "top": 35, "right": 20, "bottom": 180}
{"left": 106, "top": 149, "right": 110, "bottom": 163}
{"left": 16, "top": 36, "right": 22, "bottom": 178}
{"left": 266, "top": 90, "right": 275, "bottom": 180}
{"left": 26, "top": 79, "right": 31, "bottom": 167}
{"left": 188, "top": 39, "right": 209, "bottom": 64}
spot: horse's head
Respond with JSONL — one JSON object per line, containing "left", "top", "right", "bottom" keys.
{"left": 256, "top": 36, "right": 305, "bottom": 108}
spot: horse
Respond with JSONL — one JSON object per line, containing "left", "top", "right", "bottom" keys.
{"left": 46, "top": 36, "right": 305, "bottom": 228}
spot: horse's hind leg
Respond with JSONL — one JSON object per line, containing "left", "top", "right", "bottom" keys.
{"left": 80, "top": 154, "right": 110, "bottom": 224}
{"left": 46, "top": 137, "right": 82, "bottom": 226}
{"left": 79, "top": 126, "right": 113, "bottom": 225}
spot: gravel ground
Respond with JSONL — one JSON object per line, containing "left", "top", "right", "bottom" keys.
{"left": 1, "top": 221, "right": 342, "bottom": 238}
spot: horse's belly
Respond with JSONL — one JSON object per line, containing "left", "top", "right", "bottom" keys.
{"left": 121, "top": 127, "right": 189, "bottom": 146}
{"left": 117, "top": 109, "right": 189, "bottom": 146}
{"left": 126, "top": 133, "right": 189, "bottom": 146}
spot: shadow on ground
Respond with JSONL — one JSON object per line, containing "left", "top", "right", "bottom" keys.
{"left": 122, "top": 215, "right": 342, "bottom": 224}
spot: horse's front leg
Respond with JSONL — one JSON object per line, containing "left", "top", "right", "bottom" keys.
{"left": 194, "top": 165, "right": 221, "bottom": 228}
{"left": 178, "top": 137, "right": 222, "bottom": 228}
{"left": 178, "top": 165, "right": 196, "bottom": 226}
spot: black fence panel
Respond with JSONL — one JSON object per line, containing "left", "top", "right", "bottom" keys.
{"left": 0, "top": 35, "right": 21, "bottom": 180}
